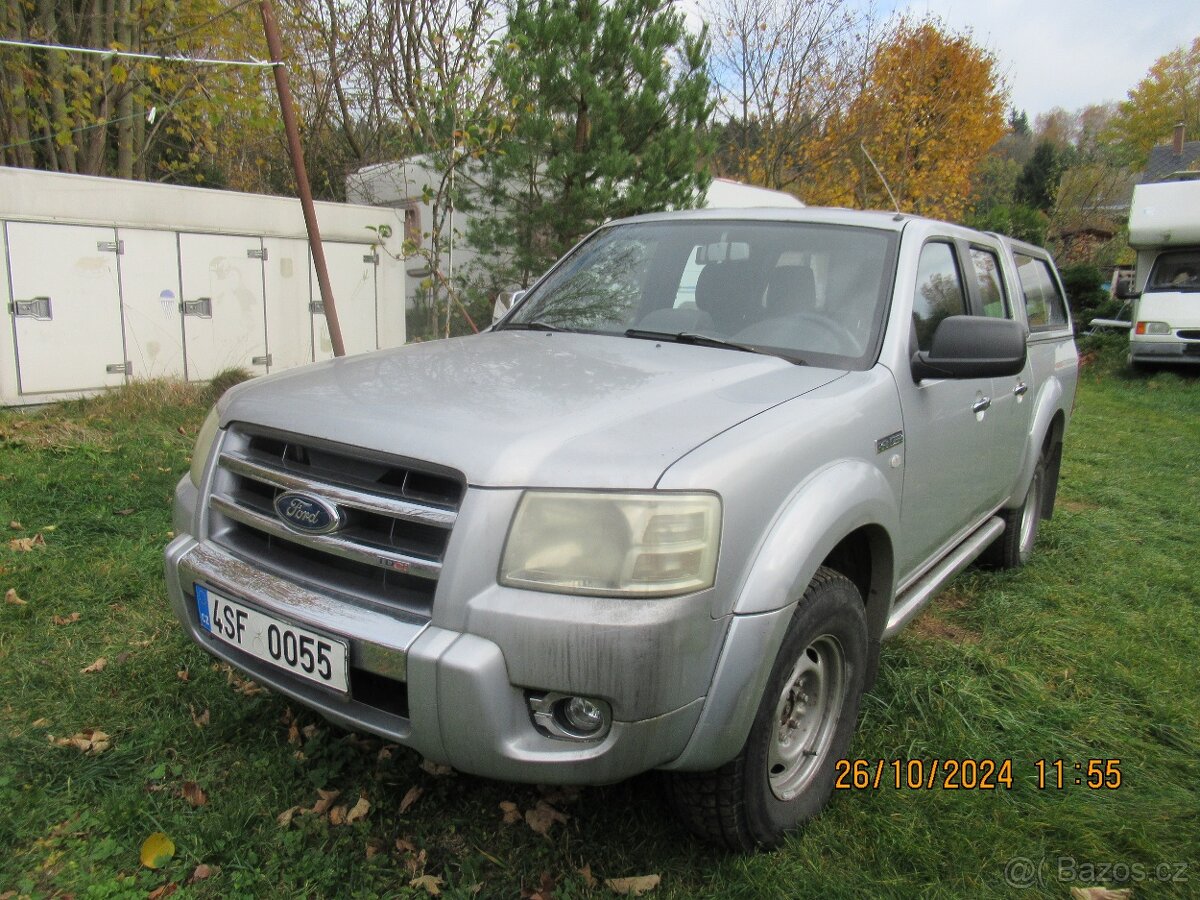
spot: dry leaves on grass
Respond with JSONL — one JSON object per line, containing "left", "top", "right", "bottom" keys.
{"left": 140, "top": 831, "right": 176, "bottom": 869}
{"left": 9, "top": 521, "right": 21, "bottom": 530}
{"left": 605, "top": 874, "right": 661, "bottom": 896}
{"left": 399, "top": 786, "right": 423, "bottom": 815}
{"left": 8, "top": 533, "right": 46, "bottom": 552}
{"left": 190, "top": 705, "right": 210, "bottom": 728}
{"left": 525, "top": 801, "right": 569, "bottom": 837}
{"left": 330, "top": 795, "right": 370, "bottom": 826}
{"left": 51, "top": 729, "right": 111, "bottom": 754}
{"left": 420, "top": 758, "right": 455, "bottom": 777}
{"left": 176, "top": 668, "right": 189, "bottom": 682}
{"left": 213, "top": 662, "right": 264, "bottom": 696}
{"left": 53, "top": 612, "right": 81, "bottom": 626}
{"left": 1070, "top": 890, "right": 1132, "bottom": 900}
{"left": 147, "top": 882, "right": 178, "bottom": 900}
{"left": 80, "top": 657, "right": 107, "bottom": 674}
{"left": 187, "top": 864, "right": 217, "bottom": 884}
{"left": 410, "top": 874, "right": 443, "bottom": 896}
{"left": 5, "top": 588, "right": 26, "bottom": 606}
{"left": 181, "top": 781, "right": 208, "bottom": 807}
{"left": 499, "top": 801, "right": 522, "bottom": 825}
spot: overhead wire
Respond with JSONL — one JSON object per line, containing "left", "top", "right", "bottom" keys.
{"left": 0, "top": 37, "right": 276, "bottom": 68}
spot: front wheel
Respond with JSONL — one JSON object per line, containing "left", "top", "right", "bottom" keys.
{"left": 665, "top": 567, "right": 867, "bottom": 850}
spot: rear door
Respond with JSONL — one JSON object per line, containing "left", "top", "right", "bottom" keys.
{"left": 5, "top": 221, "right": 127, "bottom": 394}
{"left": 311, "top": 243, "right": 379, "bottom": 360}
{"left": 179, "top": 233, "right": 268, "bottom": 381}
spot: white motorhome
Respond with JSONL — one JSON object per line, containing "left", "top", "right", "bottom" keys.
{"left": 1126, "top": 177, "right": 1200, "bottom": 368}
{"left": 1, "top": 168, "right": 406, "bottom": 407}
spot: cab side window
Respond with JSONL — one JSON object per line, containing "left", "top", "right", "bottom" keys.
{"left": 970, "top": 248, "right": 1009, "bottom": 318}
{"left": 913, "top": 242, "right": 967, "bottom": 351}
{"left": 1014, "top": 253, "right": 1069, "bottom": 330}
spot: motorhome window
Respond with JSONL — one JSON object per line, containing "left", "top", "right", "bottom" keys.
{"left": 1015, "top": 253, "right": 1069, "bottom": 330}
{"left": 1147, "top": 251, "right": 1200, "bottom": 291}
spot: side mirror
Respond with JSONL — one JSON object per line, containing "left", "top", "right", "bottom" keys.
{"left": 493, "top": 289, "right": 526, "bottom": 324}
{"left": 911, "top": 316, "right": 1027, "bottom": 381}
{"left": 1113, "top": 273, "right": 1139, "bottom": 301}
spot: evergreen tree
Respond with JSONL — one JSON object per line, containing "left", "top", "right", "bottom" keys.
{"left": 464, "top": 0, "right": 713, "bottom": 292}
{"left": 1008, "top": 108, "right": 1031, "bottom": 137}
{"left": 1014, "top": 140, "right": 1063, "bottom": 212}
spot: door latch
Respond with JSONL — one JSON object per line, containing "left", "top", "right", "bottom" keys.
{"left": 10, "top": 296, "right": 52, "bottom": 320}
{"left": 251, "top": 354, "right": 272, "bottom": 367}
{"left": 106, "top": 361, "right": 131, "bottom": 375}
{"left": 180, "top": 298, "right": 213, "bottom": 318}
{"left": 972, "top": 396, "right": 992, "bottom": 414}
{"left": 309, "top": 301, "right": 326, "bottom": 315}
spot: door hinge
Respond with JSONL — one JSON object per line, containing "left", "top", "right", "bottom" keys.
{"left": 11, "top": 296, "right": 52, "bottom": 320}
{"left": 180, "top": 297, "right": 213, "bottom": 318}
{"left": 251, "top": 354, "right": 272, "bottom": 367}
{"left": 308, "top": 301, "right": 326, "bottom": 315}
{"left": 247, "top": 248, "right": 268, "bottom": 261}
{"left": 97, "top": 240, "right": 124, "bottom": 254}
{"left": 363, "top": 253, "right": 379, "bottom": 264}
{"left": 106, "top": 361, "right": 131, "bottom": 375}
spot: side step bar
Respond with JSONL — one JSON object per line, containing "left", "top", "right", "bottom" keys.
{"left": 883, "top": 516, "right": 1005, "bottom": 639}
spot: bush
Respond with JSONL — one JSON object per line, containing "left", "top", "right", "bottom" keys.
{"left": 1059, "top": 263, "right": 1123, "bottom": 325}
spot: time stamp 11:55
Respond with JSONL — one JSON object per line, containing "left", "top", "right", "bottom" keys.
{"left": 834, "top": 758, "right": 1124, "bottom": 791}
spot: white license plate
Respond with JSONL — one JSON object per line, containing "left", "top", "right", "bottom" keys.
{"left": 195, "top": 584, "right": 349, "bottom": 693}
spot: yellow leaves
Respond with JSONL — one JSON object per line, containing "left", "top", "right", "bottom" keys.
{"left": 410, "top": 874, "right": 443, "bottom": 896}
{"left": 8, "top": 533, "right": 46, "bottom": 552}
{"left": 81, "top": 657, "right": 107, "bottom": 674}
{"left": 140, "top": 832, "right": 175, "bottom": 869}
{"left": 5, "top": 588, "right": 26, "bottom": 606}
{"left": 604, "top": 874, "right": 661, "bottom": 896}
{"left": 499, "top": 800, "right": 522, "bottom": 824}
{"left": 53, "top": 612, "right": 81, "bottom": 626}
{"left": 51, "top": 728, "right": 112, "bottom": 754}
{"left": 278, "top": 789, "right": 369, "bottom": 827}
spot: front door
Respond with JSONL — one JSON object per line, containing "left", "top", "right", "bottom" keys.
{"left": 179, "top": 233, "right": 268, "bottom": 381}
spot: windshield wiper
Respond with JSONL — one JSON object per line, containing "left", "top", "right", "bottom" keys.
{"left": 500, "top": 320, "right": 571, "bottom": 332}
{"left": 623, "top": 329, "right": 804, "bottom": 363}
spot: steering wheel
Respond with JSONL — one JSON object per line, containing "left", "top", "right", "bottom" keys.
{"left": 737, "top": 313, "right": 861, "bottom": 357}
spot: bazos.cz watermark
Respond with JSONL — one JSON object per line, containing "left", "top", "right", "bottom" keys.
{"left": 1003, "top": 856, "right": 1190, "bottom": 889}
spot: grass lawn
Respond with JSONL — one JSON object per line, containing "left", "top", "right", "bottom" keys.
{"left": 1, "top": 343, "right": 1197, "bottom": 898}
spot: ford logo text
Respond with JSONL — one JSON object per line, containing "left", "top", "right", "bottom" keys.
{"left": 273, "top": 491, "right": 343, "bottom": 536}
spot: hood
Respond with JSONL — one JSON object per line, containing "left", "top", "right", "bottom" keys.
{"left": 221, "top": 331, "right": 845, "bottom": 488}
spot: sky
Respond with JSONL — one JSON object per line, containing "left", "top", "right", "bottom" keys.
{"left": 888, "top": 0, "right": 1200, "bottom": 118}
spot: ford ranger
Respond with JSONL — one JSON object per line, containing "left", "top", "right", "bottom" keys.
{"left": 165, "top": 208, "right": 1078, "bottom": 849}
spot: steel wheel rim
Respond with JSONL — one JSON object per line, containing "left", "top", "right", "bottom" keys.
{"left": 767, "top": 634, "right": 847, "bottom": 801}
{"left": 1019, "top": 466, "right": 1044, "bottom": 555}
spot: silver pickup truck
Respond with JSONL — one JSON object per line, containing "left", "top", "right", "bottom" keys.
{"left": 165, "top": 208, "right": 1078, "bottom": 849}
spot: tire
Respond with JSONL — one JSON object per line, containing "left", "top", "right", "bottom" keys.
{"left": 982, "top": 448, "right": 1050, "bottom": 569}
{"left": 665, "top": 567, "right": 867, "bottom": 851}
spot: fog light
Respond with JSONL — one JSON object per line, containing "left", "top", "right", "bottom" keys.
{"left": 561, "top": 696, "right": 604, "bottom": 734}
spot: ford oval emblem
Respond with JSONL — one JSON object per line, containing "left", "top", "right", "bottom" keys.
{"left": 274, "top": 491, "right": 343, "bottom": 536}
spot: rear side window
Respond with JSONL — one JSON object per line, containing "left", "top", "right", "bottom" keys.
{"left": 1014, "top": 253, "right": 1069, "bottom": 330}
{"left": 913, "top": 242, "right": 967, "bottom": 351}
{"left": 970, "top": 248, "right": 1009, "bottom": 318}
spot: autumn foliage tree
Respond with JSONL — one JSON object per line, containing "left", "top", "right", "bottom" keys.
{"left": 1106, "top": 35, "right": 1200, "bottom": 162}
{"left": 825, "top": 20, "right": 1006, "bottom": 218}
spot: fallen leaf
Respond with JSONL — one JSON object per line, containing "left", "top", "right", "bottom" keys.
{"left": 410, "top": 874, "right": 443, "bottom": 896}
{"left": 8, "top": 533, "right": 46, "bottom": 552}
{"left": 140, "top": 832, "right": 176, "bottom": 869}
{"left": 187, "top": 864, "right": 216, "bottom": 884}
{"left": 176, "top": 668, "right": 189, "bottom": 682}
{"left": 403, "top": 848, "right": 428, "bottom": 879}
{"left": 31, "top": 717, "right": 49, "bottom": 728}
{"left": 190, "top": 705, "right": 210, "bottom": 728}
{"left": 1070, "top": 890, "right": 1132, "bottom": 900}
{"left": 8, "top": 521, "right": 21, "bottom": 530}
{"left": 301, "top": 724, "right": 319, "bottom": 740}
{"left": 311, "top": 788, "right": 341, "bottom": 815}
{"left": 365, "top": 838, "right": 385, "bottom": 860}
{"left": 52, "top": 612, "right": 81, "bottom": 625}
{"left": 53, "top": 728, "right": 111, "bottom": 754}
{"left": 329, "top": 805, "right": 347, "bottom": 826}
{"left": 5, "top": 588, "right": 26, "bottom": 606}
{"left": 81, "top": 657, "right": 107, "bottom": 674}
{"left": 420, "top": 758, "right": 454, "bottom": 777}
{"left": 377, "top": 745, "right": 393, "bottom": 762}
{"left": 147, "top": 882, "right": 178, "bottom": 900}
{"left": 525, "top": 801, "right": 569, "bottom": 837}
{"left": 181, "top": 781, "right": 207, "bottom": 807}
{"left": 466, "top": 885, "right": 484, "bottom": 896}
{"left": 395, "top": 836, "right": 417, "bottom": 854}
{"left": 605, "top": 874, "right": 660, "bottom": 896}
{"left": 114, "top": 508, "right": 135, "bottom": 516}
{"left": 287, "top": 721, "right": 301, "bottom": 745}
{"left": 579, "top": 865, "right": 598, "bottom": 888}
{"left": 346, "top": 795, "right": 370, "bottom": 823}
{"left": 276, "top": 805, "right": 302, "bottom": 828}
{"left": 499, "top": 801, "right": 522, "bottom": 825}
{"left": 399, "top": 786, "right": 423, "bottom": 815}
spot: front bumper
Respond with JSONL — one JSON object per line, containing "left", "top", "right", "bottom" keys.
{"left": 164, "top": 530, "right": 708, "bottom": 784}
{"left": 1129, "top": 335, "right": 1200, "bottom": 364}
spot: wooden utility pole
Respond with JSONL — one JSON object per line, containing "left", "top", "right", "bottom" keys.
{"left": 259, "top": 0, "right": 346, "bottom": 357}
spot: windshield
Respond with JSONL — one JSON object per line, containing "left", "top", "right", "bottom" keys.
{"left": 1147, "top": 250, "right": 1200, "bottom": 292}
{"left": 503, "top": 220, "right": 899, "bottom": 368}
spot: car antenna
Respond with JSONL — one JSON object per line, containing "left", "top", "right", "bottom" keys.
{"left": 860, "top": 142, "right": 903, "bottom": 218}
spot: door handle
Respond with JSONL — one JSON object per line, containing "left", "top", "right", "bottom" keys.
{"left": 972, "top": 397, "right": 992, "bottom": 414}
{"left": 1014, "top": 381, "right": 1029, "bottom": 397}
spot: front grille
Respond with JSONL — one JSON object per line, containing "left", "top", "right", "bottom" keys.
{"left": 207, "top": 425, "right": 463, "bottom": 619}
{"left": 1177, "top": 329, "right": 1200, "bottom": 340}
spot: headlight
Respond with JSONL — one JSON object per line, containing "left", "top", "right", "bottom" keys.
{"left": 189, "top": 406, "right": 221, "bottom": 489}
{"left": 500, "top": 491, "right": 721, "bottom": 597}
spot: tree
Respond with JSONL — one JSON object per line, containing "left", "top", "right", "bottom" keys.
{"left": 828, "top": 19, "right": 1006, "bottom": 218}
{"left": 464, "top": 0, "right": 712, "bottom": 294}
{"left": 1015, "top": 140, "right": 1064, "bottom": 211}
{"left": 1106, "top": 35, "right": 1200, "bottom": 162}
{"left": 0, "top": 0, "right": 274, "bottom": 184}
